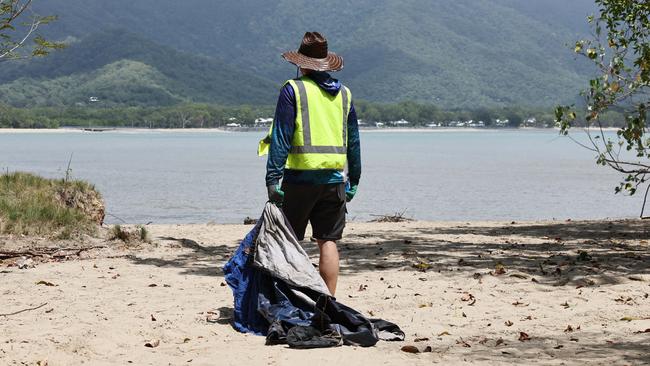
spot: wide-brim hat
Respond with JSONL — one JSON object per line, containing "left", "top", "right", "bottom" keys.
{"left": 282, "top": 31, "right": 344, "bottom": 72}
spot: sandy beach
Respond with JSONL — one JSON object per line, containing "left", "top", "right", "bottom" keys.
{"left": 1, "top": 219, "right": 649, "bottom": 365}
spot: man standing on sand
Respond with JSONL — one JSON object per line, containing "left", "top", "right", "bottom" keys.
{"left": 258, "top": 32, "right": 361, "bottom": 296}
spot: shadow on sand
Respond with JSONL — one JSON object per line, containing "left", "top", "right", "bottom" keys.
{"left": 124, "top": 220, "right": 649, "bottom": 364}
{"left": 128, "top": 220, "right": 649, "bottom": 286}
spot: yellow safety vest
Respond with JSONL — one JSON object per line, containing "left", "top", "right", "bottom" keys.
{"left": 258, "top": 76, "right": 351, "bottom": 171}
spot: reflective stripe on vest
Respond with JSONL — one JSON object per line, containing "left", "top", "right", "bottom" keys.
{"left": 285, "top": 77, "right": 350, "bottom": 170}
{"left": 257, "top": 78, "right": 351, "bottom": 171}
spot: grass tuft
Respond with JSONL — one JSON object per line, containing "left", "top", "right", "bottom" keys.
{"left": 109, "top": 224, "right": 151, "bottom": 244}
{"left": 0, "top": 172, "right": 101, "bottom": 237}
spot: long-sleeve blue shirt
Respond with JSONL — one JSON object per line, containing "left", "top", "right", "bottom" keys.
{"left": 265, "top": 72, "right": 361, "bottom": 187}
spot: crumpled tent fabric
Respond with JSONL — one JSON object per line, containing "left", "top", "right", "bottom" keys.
{"left": 253, "top": 204, "right": 331, "bottom": 296}
{"left": 223, "top": 203, "right": 405, "bottom": 348}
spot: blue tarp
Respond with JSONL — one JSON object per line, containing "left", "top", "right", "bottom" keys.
{"left": 222, "top": 204, "right": 404, "bottom": 347}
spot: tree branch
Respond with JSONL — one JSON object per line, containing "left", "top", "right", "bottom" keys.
{"left": 0, "top": 302, "right": 47, "bottom": 317}
{"left": 0, "top": 15, "right": 40, "bottom": 60}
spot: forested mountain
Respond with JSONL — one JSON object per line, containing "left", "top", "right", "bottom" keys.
{"left": 0, "top": 30, "right": 276, "bottom": 106}
{"left": 1, "top": 0, "right": 598, "bottom": 107}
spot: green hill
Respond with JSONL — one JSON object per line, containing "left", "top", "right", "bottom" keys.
{"left": 8, "top": 0, "right": 599, "bottom": 107}
{"left": 0, "top": 29, "right": 276, "bottom": 107}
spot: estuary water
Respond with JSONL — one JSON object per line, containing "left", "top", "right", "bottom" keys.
{"left": 0, "top": 129, "right": 643, "bottom": 224}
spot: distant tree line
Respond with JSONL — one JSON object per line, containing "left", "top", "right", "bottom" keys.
{"left": 0, "top": 101, "right": 628, "bottom": 129}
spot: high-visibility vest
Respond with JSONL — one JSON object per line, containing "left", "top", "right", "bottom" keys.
{"left": 258, "top": 76, "right": 351, "bottom": 171}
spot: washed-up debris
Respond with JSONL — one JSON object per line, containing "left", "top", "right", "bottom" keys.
{"left": 412, "top": 261, "right": 431, "bottom": 272}
{"left": 577, "top": 251, "right": 592, "bottom": 262}
{"left": 621, "top": 316, "right": 650, "bottom": 322}
{"left": 0, "top": 302, "right": 48, "bottom": 317}
{"left": 401, "top": 345, "right": 420, "bottom": 353}
{"left": 493, "top": 263, "right": 507, "bottom": 276}
{"left": 615, "top": 296, "right": 634, "bottom": 305}
{"left": 461, "top": 293, "right": 476, "bottom": 305}
{"left": 36, "top": 280, "right": 56, "bottom": 287}
{"left": 370, "top": 210, "right": 413, "bottom": 223}
{"left": 206, "top": 309, "right": 220, "bottom": 323}
{"left": 17, "top": 257, "right": 35, "bottom": 269}
{"left": 518, "top": 332, "right": 531, "bottom": 342}
{"left": 144, "top": 339, "right": 160, "bottom": 348}
{"left": 456, "top": 338, "right": 471, "bottom": 347}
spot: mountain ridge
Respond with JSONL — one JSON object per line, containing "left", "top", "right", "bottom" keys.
{"left": 2, "top": 0, "right": 600, "bottom": 107}
{"left": 0, "top": 29, "right": 277, "bottom": 106}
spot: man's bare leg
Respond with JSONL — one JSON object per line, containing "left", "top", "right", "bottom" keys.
{"left": 317, "top": 240, "right": 339, "bottom": 296}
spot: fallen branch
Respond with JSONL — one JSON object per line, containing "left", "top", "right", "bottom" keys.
{"left": 0, "top": 302, "right": 48, "bottom": 317}
{"left": 0, "top": 246, "right": 106, "bottom": 260}
{"left": 0, "top": 250, "right": 43, "bottom": 259}
{"left": 370, "top": 209, "right": 413, "bottom": 223}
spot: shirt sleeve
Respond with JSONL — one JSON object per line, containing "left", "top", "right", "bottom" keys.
{"left": 265, "top": 84, "right": 296, "bottom": 186}
{"left": 347, "top": 102, "right": 362, "bottom": 186}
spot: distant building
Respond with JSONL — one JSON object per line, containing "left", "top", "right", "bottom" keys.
{"left": 255, "top": 117, "right": 273, "bottom": 126}
{"left": 495, "top": 119, "right": 510, "bottom": 127}
{"left": 523, "top": 117, "right": 537, "bottom": 127}
{"left": 390, "top": 119, "right": 410, "bottom": 126}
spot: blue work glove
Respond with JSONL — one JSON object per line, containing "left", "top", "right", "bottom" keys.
{"left": 346, "top": 184, "right": 358, "bottom": 202}
{"left": 267, "top": 184, "right": 284, "bottom": 205}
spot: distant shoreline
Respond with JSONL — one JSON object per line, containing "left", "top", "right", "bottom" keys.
{"left": 0, "top": 126, "right": 621, "bottom": 134}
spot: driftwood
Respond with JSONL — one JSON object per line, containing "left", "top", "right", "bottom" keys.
{"left": 0, "top": 302, "right": 48, "bottom": 317}
{"left": 370, "top": 209, "right": 413, "bottom": 223}
{"left": 0, "top": 246, "right": 106, "bottom": 260}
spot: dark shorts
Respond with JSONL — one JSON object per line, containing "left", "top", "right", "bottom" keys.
{"left": 281, "top": 182, "right": 346, "bottom": 241}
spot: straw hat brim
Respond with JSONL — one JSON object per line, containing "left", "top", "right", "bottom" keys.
{"left": 281, "top": 51, "right": 344, "bottom": 72}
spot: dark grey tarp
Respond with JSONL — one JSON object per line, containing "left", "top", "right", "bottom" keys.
{"left": 253, "top": 204, "right": 331, "bottom": 296}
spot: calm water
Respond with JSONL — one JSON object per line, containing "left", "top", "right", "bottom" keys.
{"left": 0, "top": 130, "right": 643, "bottom": 224}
